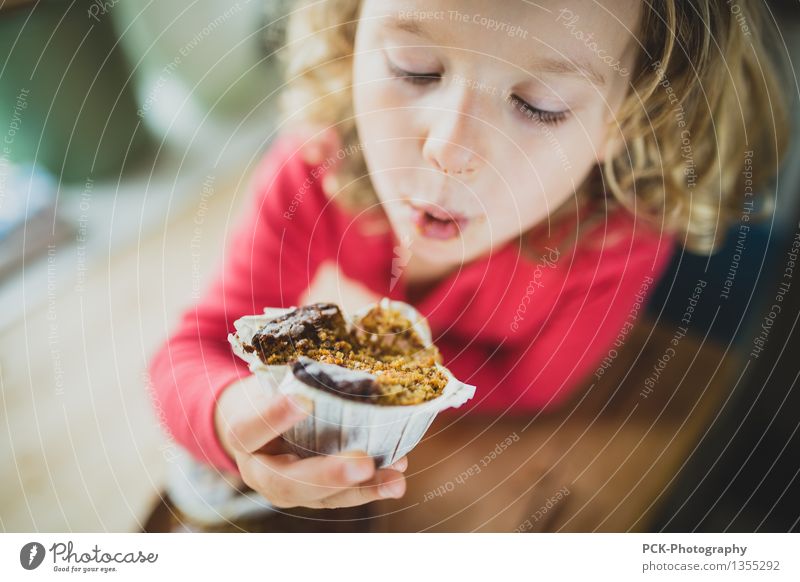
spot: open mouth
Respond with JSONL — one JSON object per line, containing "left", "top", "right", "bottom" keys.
{"left": 408, "top": 205, "right": 471, "bottom": 240}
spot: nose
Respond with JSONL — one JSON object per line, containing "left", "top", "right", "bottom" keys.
{"left": 421, "top": 86, "right": 484, "bottom": 176}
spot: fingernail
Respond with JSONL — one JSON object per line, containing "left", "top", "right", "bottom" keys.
{"left": 287, "top": 394, "right": 314, "bottom": 416}
{"left": 346, "top": 460, "right": 373, "bottom": 482}
{"left": 379, "top": 479, "right": 405, "bottom": 499}
{"left": 389, "top": 457, "right": 408, "bottom": 472}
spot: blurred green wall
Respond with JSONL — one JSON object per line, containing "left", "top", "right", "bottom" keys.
{"left": 0, "top": 1, "right": 150, "bottom": 183}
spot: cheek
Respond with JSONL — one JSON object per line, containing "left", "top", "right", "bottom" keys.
{"left": 358, "top": 93, "right": 415, "bottom": 144}
{"left": 354, "top": 68, "right": 422, "bottom": 197}
{"left": 487, "top": 125, "right": 601, "bottom": 230}
{"left": 353, "top": 52, "right": 411, "bottom": 129}
{"left": 522, "top": 119, "right": 605, "bottom": 184}
{"left": 355, "top": 102, "right": 415, "bottom": 198}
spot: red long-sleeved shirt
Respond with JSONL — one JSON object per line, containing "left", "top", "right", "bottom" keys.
{"left": 148, "top": 135, "right": 674, "bottom": 474}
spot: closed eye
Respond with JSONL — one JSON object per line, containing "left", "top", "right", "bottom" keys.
{"left": 385, "top": 59, "right": 441, "bottom": 86}
{"left": 506, "top": 94, "right": 568, "bottom": 126}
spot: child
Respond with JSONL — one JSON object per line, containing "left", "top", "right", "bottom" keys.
{"left": 148, "top": 0, "right": 787, "bottom": 521}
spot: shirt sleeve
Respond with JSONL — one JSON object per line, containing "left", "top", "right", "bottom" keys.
{"left": 147, "top": 136, "right": 321, "bottom": 474}
{"left": 470, "top": 219, "right": 675, "bottom": 413}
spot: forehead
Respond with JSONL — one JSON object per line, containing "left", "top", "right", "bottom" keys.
{"left": 360, "top": 0, "right": 642, "bottom": 87}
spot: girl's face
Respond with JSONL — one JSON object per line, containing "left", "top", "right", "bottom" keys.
{"left": 352, "top": 0, "right": 640, "bottom": 266}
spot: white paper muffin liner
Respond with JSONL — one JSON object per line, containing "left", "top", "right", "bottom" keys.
{"left": 228, "top": 298, "right": 476, "bottom": 467}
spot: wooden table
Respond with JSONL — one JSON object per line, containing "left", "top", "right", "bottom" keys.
{"left": 369, "top": 317, "right": 731, "bottom": 531}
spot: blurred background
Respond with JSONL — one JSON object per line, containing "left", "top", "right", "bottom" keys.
{"left": 0, "top": 0, "right": 798, "bottom": 532}
{"left": 0, "top": 0, "right": 291, "bottom": 531}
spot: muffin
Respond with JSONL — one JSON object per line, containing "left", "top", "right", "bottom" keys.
{"left": 229, "top": 298, "right": 476, "bottom": 466}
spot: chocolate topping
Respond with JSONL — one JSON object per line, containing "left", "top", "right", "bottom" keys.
{"left": 291, "top": 356, "right": 381, "bottom": 400}
{"left": 250, "top": 303, "right": 351, "bottom": 364}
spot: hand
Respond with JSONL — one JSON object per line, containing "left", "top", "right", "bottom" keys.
{"left": 214, "top": 374, "right": 407, "bottom": 509}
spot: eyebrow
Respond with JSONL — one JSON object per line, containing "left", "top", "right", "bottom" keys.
{"left": 387, "top": 16, "right": 607, "bottom": 87}
{"left": 388, "top": 16, "right": 430, "bottom": 38}
{"left": 527, "top": 56, "right": 607, "bottom": 87}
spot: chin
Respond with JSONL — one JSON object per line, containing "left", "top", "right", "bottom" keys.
{"left": 415, "top": 233, "right": 476, "bottom": 261}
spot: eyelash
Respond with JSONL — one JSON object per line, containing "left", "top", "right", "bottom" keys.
{"left": 386, "top": 60, "right": 441, "bottom": 85}
{"left": 386, "top": 60, "right": 568, "bottom": 127}
{"left": 506, "top": 94, "right": 569, "bottom": 127}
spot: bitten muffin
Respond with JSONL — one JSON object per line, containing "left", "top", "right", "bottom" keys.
{"left": 241, "top": 302, "right": 447, "bottom": 405}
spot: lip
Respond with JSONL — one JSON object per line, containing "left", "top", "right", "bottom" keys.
{"left": 405, "top": 201, "right": 474, "bottom": 241}
{"left": 408, "top": 202, "right": 469, "bottom": 223}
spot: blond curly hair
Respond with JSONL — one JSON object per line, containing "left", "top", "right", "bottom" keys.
{"left": 279, "top": 0, "right": 790, "bottom": 255}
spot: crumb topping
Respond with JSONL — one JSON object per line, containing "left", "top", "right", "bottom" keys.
{"left": 245, "top": 302, "right": 447, "bottom": 405}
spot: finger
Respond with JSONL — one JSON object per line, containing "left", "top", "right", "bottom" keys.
{"left": 241, "top": 450, "right": 378, "bottom": 507}
{"left": 226, "top": 394, "right": 312, "bottom": 454}
{"left": 312, "top": 469, "right": 407, "bottom": 509}
{"left": 388, "top": 457, "right": 408, "bottom": 472}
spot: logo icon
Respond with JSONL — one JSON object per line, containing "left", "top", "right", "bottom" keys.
{"left": 20, "top": 542, "right": 45, "bottom": 570}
